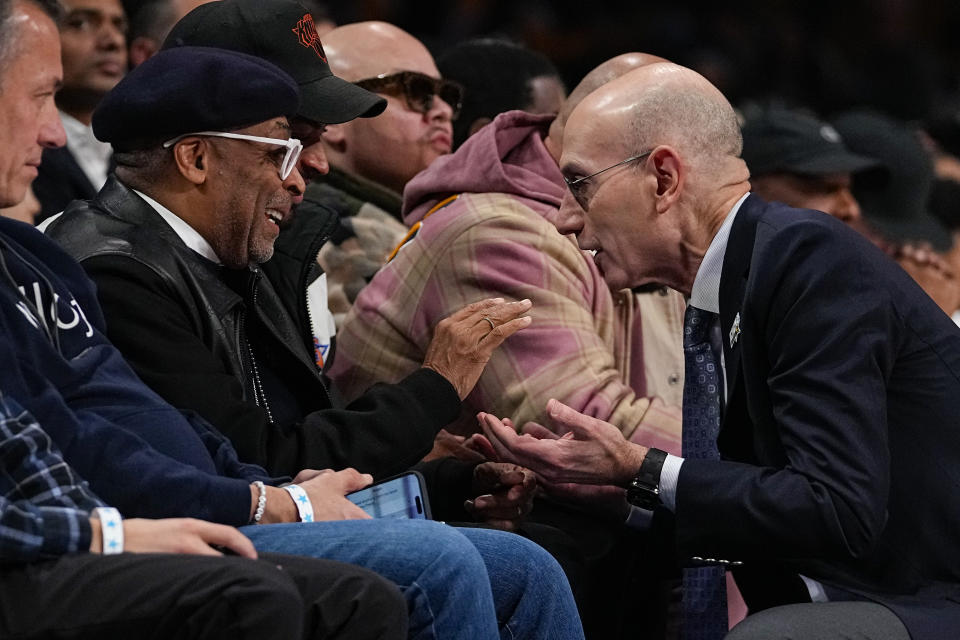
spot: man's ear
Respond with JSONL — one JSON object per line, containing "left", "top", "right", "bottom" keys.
{"left": 321, "top": 123, "right": 347, "bottom": 152}
{"left": 128, "top": 37, "right": 158, "bottom": 69}
{"left": 650, "top": 146, "right": 683, "bottom": 213}
{"left": 172, "top": 138, "right": 208, "bottom": 185}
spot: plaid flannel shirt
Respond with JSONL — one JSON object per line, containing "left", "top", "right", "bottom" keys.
{"left": 331, "top": 192, "right": 685, "bottom": 454}
{"left": 0, "top": 393, "right": 103, "bottom": 562}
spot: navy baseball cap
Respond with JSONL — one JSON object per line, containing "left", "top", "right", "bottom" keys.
{"left": 163, "top": 0, "right": 386, "bottom": 125}
{"left": 742, "top": 108, "right": 880, "bottom": 177}
{"left": 93, "top": 46, "right": 300, "bottom": 151}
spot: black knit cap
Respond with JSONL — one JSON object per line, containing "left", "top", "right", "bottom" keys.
{"left": 163, "top": 0, "right": 385, "bottom": 125}
{"left": 93, "top": 46, "right": 300, "bottom": 152}
{"left": 832, "top": 110, "right": 952, "bottom": 251}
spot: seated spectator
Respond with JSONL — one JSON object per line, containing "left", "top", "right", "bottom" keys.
{"left": 833, "top": 110, "right": 959, "bottom": 316}
{"left": 328, "top": 52, "right": 687, "bottom": 638}
{"left": 7, "top": 9, "right": 583, "bottom": 636}
{"left": 161, "top": 0, "right": 386, "bottom": 366}
{"left": 295, "top": 20, "right": 462, "bottom": 324}
{"left": 0, "top": 394, "right": 408, "bottom": 640}
{"left": 480, "top": 62, "right": 960, "bottom": 640}
{"left": 743, "top": 107, "right": 959, "bottom": 317}
{"left": 5, "top": 208, "right": 578, "bottom": 639}
{"left": 331, "top": 52, "right": 684, "bottom": 456}
{"left": 741, "top": 107, "right": 879, "bottom": 225}
{"left": 33, "top": 0, "right": 127, "bottom": 222}
{"left": 437, "top": 37, "right": 566, "bottom": 149}
{"left": 71, "top": 0, "right": 543, "bottom": 539}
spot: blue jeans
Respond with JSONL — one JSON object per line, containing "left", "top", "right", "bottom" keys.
{"left": 240, "top": 520, "right": 584, "bottom": 640}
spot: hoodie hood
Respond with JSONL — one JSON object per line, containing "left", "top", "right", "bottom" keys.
{"left": 402, "top": 110, "right": 565, "bottom": 225}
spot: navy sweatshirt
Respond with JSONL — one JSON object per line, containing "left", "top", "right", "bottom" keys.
{"left": 0, "top": 217, "right": 270, "bottom": 525}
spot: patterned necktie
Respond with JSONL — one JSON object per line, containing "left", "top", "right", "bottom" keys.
{"left": 681, "top": 305, "right": 728, "bottom": 640}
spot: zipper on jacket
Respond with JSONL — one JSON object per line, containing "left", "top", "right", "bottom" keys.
{"left": 241, "top": 271, "right": 275, "bottom": 425}
{"left": 303, "top": 233, "right": 332, "bottom": 371}
{"left": 300, "top": 213, "right": 338, "bottom": 371}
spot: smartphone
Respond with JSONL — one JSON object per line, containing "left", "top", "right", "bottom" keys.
{"left": 346, "top": 471, "right": 432, "bottom": 520}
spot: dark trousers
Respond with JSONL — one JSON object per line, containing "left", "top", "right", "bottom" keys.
{"left": 726, "top": 601, "right": 910, "bottom": 640}
{"left": 0, "top": 551, "right": 406, "bottom": 640}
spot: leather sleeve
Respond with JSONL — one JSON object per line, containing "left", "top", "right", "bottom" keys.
{"left": 83, "top": 255, "right": 460, "bottom": 479}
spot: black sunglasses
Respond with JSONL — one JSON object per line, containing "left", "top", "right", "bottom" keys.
{"left": 354, "top": 71, "right": 463, "bottom": 120}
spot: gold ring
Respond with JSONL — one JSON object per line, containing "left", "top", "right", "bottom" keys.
{"left": 482, "top": 317, "right": 496, "bottom": 332}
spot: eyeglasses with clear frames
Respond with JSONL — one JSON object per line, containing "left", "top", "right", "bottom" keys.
{"left": 564, "top": 150, "right": 652, "bottom": 210}
{"left": 162, "top": 131, "right": 303, "bottom": 180}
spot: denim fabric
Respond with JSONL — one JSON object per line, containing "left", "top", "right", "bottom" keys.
{"left": 240, "top": 519, "right": 584, "bottom": 640}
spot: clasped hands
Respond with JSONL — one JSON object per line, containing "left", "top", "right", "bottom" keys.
{"left": 475, "top": 399, "right": 651, "bottom": 519}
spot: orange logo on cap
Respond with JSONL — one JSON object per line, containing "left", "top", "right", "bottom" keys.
{"left": 292, "top": 14, "right": 327, "bottom": 61}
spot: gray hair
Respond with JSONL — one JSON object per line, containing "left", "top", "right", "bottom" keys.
{"left": 626, "top": 78, "right": 742, "bottom": 166}
{"left": 0, "top": 0, "right": 62, "bottom": 90}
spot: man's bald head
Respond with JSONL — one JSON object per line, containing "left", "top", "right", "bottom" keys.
{"left": 556, "top": 62, "right": 748, "bottom": 294}
{"left": 319, "top": 21, "right": 454, "bottom": 195}
{"left": 322, "top": 21, "right": 439, "bottom": 82}
{"left": 570, "top": 63, "right": 742, "bottom": 172}
{"left": 546, "top": 52, "right": 667, "bottom": 159}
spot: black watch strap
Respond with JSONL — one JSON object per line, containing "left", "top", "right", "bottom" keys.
{"left": 626, "top": 448, "right": 668, "bottom": 511}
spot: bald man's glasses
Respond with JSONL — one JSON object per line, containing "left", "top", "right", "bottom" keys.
{"left": 354, "top": 71, "right": 464, "bottom": 120}
{"left": 563, "top": 150, "right": 652, "bottom": 210}
{"left": 163, "top": 132, "right": 303, "bottom": 180}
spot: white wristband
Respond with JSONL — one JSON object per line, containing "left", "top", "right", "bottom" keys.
{"left": 283, "top": 484, "right": 315, "bottom": 523}
{"left": 94, "top": 507, "right": 124, "bottom": 554}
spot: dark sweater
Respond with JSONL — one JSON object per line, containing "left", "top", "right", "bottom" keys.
{"left": 0, "top": 217, "right": 267, "bottom": 525}
{"left": 46, "top": 179, "right": 477, "bottom": 519}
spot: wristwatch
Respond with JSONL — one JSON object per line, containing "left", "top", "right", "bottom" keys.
{"left": 626, "top": 448, "right": 668, "bottom": 511}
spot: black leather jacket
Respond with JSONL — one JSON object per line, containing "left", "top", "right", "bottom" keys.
{"left": 46, "top": 177, "right": 464, "bottom": 482}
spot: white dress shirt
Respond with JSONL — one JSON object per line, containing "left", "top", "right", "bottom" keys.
{"left": 659, "top": 192, "right": 748, "bottom": 509}
{"left": 60, "top": 111, "right": 113, "bottom": 191}
{"left": 38, "top": 191, "right": 222, "bottom": 266}
{"left": 624, "top": 194, "right": 747, "bottom": 529}
{"left": 626, "top": 192, "right": 827, "bottom": 602}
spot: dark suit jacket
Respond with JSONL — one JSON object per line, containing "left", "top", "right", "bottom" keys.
{"left": 674, "top": 194, "right": 960, "bottom": 639}
{"left": 33, "top": 147, "right": 97, "bottom": 223}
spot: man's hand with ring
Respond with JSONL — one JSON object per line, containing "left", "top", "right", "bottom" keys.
{"left": 422, "top": 298, "right": 532, "bottom": 399}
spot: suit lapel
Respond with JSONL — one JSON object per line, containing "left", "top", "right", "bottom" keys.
{"left": 44, "top": 147, "right": 98, "bottom": 198}
{"left": 718, "top": 195, "right": 763, "bottom": 438}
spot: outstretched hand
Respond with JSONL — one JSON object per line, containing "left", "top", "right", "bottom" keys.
{"left": 478, "top": 399, "right": 647, "bottom": 487}
{"left": 423, "top": 298, "right": 532, "bottom": 399}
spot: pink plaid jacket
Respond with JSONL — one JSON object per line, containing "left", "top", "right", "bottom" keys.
{"left": 329, "top": 111, "right": 683, "bottom": 454}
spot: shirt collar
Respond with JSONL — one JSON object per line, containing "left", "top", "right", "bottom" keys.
{"left": 689, "top": 192, "right": 750, "bottom": 313}
{"left": 132, "top": 189, "right": 221, "bottom": 264}
{"left": 59, "top": 111, "right": 91, "bottom": 142}
{"left": 59, "top": 110, "right": 112, "bottom": 189}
